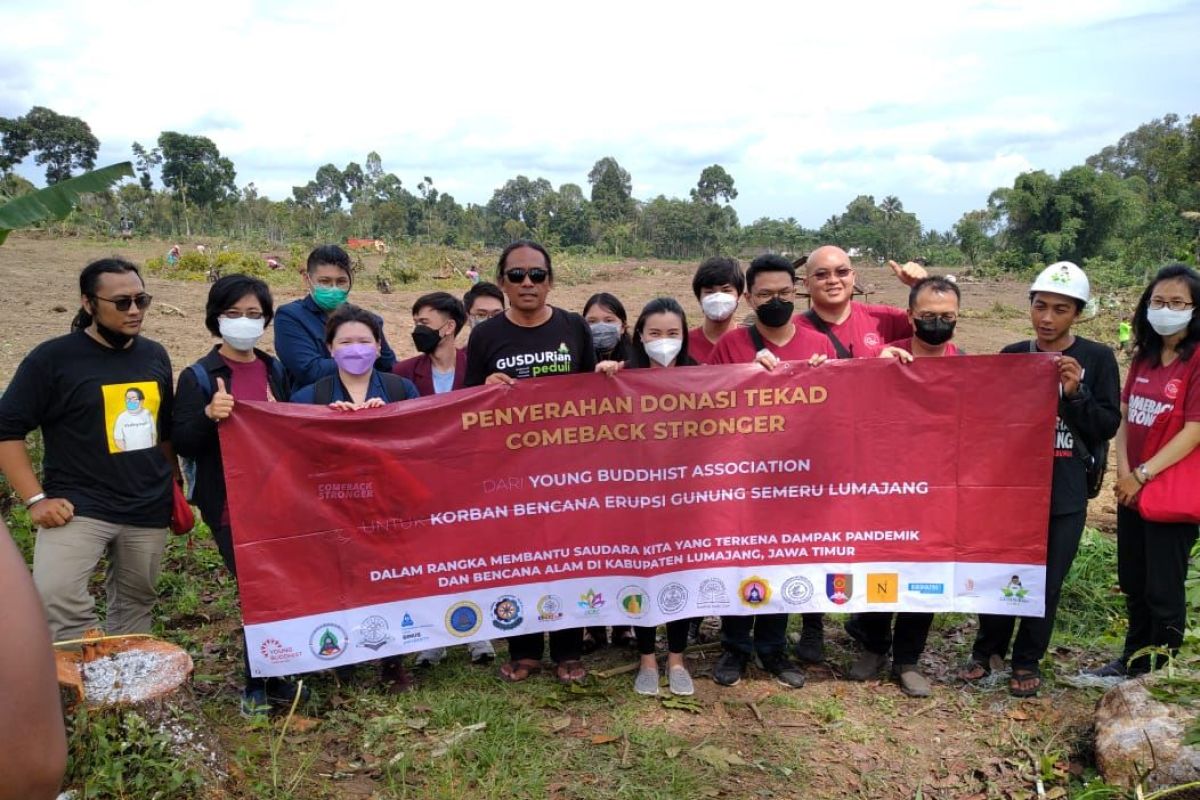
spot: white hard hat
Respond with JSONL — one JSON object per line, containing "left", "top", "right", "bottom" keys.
{"left": 1030, "top": 261, "right": 1090, "bottom": 304}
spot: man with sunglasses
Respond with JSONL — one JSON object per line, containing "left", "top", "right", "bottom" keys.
{"left": 0, "top": 258, "right": 176, "bottom": 641}
{"left": 464, "top": 240, "right": 595, "bottom": 684}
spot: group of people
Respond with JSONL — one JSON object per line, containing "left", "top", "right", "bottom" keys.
{"left": 0, "top": 239, "right": 1197, "bottom": 720}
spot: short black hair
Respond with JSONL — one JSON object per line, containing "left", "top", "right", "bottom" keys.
{"left": 496, "top": 240, "right": 553, "bottom": 282}
{"left": 72, "top": 257, "right": 143, "bottom": 331}
{"left": 908, "top": 276, "right": 961, "bottom": 308}
{"left": 1132, "top": 263, "right": 1200, "bottom": 365}
{"left": 584, "top": 292, "right": 632, "bottom": 361}
{"left": 324, "top": 303, "right": 381, "bottom": 345}
{"left": 691, "top": 256, "right": 745, "bottom": 300}
{"left": 627, "top": 297, "right": 696, "bottom": 369}
{"left": 412, "top": 291, "right": 467, "bottom": 335}
{"left": 463, "top": 281, "right": 505, "bottom": 313}
{"left": 205, "top": 274, "right": 274, "bottom": 336}
{"left": 307, "top": 244, "right": 353, "bottom": 279}
{"left": 124, "top": 386, "right": 145, "bottom": 400}
{"left": 1028, "top": 291, "right": 1086, "bottom": 315}
{"left": 744, "top": 254, "right": 796, "bottom": 292}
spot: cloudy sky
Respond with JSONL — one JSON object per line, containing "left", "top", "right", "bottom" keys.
{"left": 2, "top": 0, "right": 1197, "bottom": 230}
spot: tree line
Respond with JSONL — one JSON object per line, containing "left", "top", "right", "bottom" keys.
{"left": 1, "top": 106, "right": 1197, "bottom": 283}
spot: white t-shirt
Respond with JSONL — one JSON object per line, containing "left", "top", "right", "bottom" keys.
{"left": 113, "top": 408, "right": 156, "bottom": 451}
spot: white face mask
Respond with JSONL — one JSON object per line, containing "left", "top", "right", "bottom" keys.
{"left": 644, "top": 337, "right": 683, "bottom": 366}
{"left": 700, "top": 292, "right": 737, "bottom": 322}
{"left": 1147, "top": 306, "right": 1193, "bottom": 337}
{"left": 218, "top": 316, "right": 266, "bottom": 352}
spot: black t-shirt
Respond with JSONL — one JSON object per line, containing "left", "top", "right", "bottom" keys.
{"left": 1000, "top": 336, "right": 1121, "bottom": 516}
{"left": 0, "top": 331, "right": 175, "bottom": 527}
{"left": 465, "top": 306, "right": 596, "bottom": 386}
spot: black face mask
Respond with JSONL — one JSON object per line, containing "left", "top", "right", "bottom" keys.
{"left": 411, "top": 324, "right": 442, "bottom": 355}
{"left": 93, "top": 318, "right": 135, "bottom": 349}
{"left": 913, "top": 317, "right": 956, "bottom": 346}
{"left": 755, "top": 298, "right": 794, "bottom": 328}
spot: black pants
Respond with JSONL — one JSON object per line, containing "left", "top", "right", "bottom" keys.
{"left": 507, "top": 629, "right": 583, "bottom": 663}
{"left": 720, "top": 613, "right": 788, "bottom": 658}
{"left": 854, "top": 612, "right": 934, "bottom": 665}
{"left": 635, "top": 620, "right": 690, "bottom": 655}
{"left": 972, "top": 510, "right": 1086, "bottom": 671}
{"left": 1117, "top": 505, "right": 1198, "bottom": 671}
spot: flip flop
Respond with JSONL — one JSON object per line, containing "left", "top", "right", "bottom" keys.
{"left": 498, "top": 658, "right": 542, "bottom": 683}
{"left": 1009, "top": 668, "right": 1041, "bottom": 698}
{"left": 556, "top": 659, "right": 588, "bottom": 684}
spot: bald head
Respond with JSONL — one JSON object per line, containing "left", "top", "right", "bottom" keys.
{"left": 805, "top": 245, "right": 852, "bottom": 275}
{"left": 803, "top": 244, "right": 855, "bottom": 312}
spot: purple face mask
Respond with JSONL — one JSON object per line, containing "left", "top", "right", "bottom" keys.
{"left": 333, "top": 343, "right": 377, "bottom": 375}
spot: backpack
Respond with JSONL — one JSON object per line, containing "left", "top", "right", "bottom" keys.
{"left": 181, "top": 359, "right": 286, "bottom": 501}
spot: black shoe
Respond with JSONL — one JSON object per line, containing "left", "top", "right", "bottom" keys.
{"left": 794, "top": 624, "right": 826, "bottom": 664}
{"left": 1087, "top": 658, "right": 1147, "bottom": 678}
{"left": 713, "top": 650, "right": 748, "bottom": 687}
{"left": 760, "top": 653, "right": 807, "bottom": 689}
{"left": 264, "top": 677, "right": 310, "bottom": 708}
{"left": 843, "top": 615, "right": 868, "bottom": 647}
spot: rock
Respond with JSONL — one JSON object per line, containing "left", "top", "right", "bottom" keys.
{"left": 1094, "top": 674, "right": 1200, "bottom": 791}
{"left": 52, "top": 304, "right": 68, "bottom": 313}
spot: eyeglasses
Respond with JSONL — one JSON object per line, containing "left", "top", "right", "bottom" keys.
{"left": 221, "top": 310, "right": 265, "bottom": 320}
{"left": 504, "top": 268, "right": 549, "bottom": 284}
{"left": 809, "top": 267, "right": 853, "bottom": 282}
{"left": 752, "top": 288, "right": 796, "bottom": 303}
{"left": 92, "top": 293, "right": 152, "bottom": 312}
{"left": 914, "top": 313, "right": 957, "bottom": 323}
{"left": 1149, "top": 299, "right": 1195, "bottom": 312}
{"left": 470, "top": 310, "right": 503, "bottom": 322}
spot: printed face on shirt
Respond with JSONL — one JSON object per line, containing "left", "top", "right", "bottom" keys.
{"left": 85, "top": 270, "right": 148, "bottom": 338}
{"left": 499, "top": 246, "right": 552, "bottom": 313}
{"left": 804, "top": 248, "right": 855, "bottom": 310}
{"left": 103, "top": 381, "right": 161, "bottom": 453}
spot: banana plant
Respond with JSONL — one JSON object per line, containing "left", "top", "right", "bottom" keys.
{"left": 0, "top": 161, "right": 134, "bottom": 245}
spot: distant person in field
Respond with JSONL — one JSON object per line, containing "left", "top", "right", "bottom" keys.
{"left": 688, "top": 256, "right": 745, "bottom": 365}
{"left": 0, "top": 518, "right": 67, "bottom": 800}
{"left": 172, "top": 274, "right": 310, "bottom": 717}
{"left": 961, "top": 261, "right": 1120, "bottom": 696}
{"left": 848, "top": 276, "right": 964, "bottom": 698}
{"left": 463, "top": 281, "right": 506, "bottom": 330}
{"left": 0, "top": 258, "right": 175, "bottom": 641}
{"left": 1093, "top": 264, "right": 1200, "bottom": 678}
{"left": 273, "top": 245, "right": 396, "bottom": 387}
{"left": 596, "top": 297, "right": 699, "bottom": 697}
{"left": 464, "top": 240, "right": 595, "bottom": 684}
{"left": 787, "top": 245, "right": 927, "bottom": 665}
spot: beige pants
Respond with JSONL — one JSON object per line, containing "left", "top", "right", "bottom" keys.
{"left": 32, "top": 515, "right": 168, "bottom": 641}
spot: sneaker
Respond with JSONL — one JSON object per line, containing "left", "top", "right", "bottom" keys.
{"left": 760, "top": 653, "right": 807, "bottom": 689}
{"left": 414, "top": 647, "right": 447, "bottom": 668}
{"left": 380, "top": 657, "right": 415, "bottom": 693}
{"left": 894, "top": 664, "right": 931, "bottom": 697}
{"left": 1086, "top": 658, "right": 1128, "bottom": 678}
{"left": 264, "top": 677, "right": 310, "bottom": 708}
{"left": 634, "top": 666, "right": 660, "bottom": 696}
{"left": 713, "top": 650, "right": 748, "bottom": 687}
{"left": 668, "top": 665, "right": 695, "bottom": 696}
{"left": 794, "top": 623, "right": 826, "bottom": 665}
{"left": 240, "top": 686, "right": 271, "bottom": 718}
{"left": 847, "top": 651, "right": 889, "bottom": 682}
{"left": 468, "top": 640, "right": 496, "bottom": 664}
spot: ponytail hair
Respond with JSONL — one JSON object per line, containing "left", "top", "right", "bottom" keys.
{"left": 71, "top": 257, "right": 143, "bottom": 331}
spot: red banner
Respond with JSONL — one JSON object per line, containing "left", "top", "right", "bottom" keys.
{"left": 221, "top": 355, "right": 1058, "bottom": 677}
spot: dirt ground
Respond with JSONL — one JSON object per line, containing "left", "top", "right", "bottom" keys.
{"left": 0, "top": 236, "right": 1127, "bottom": 799}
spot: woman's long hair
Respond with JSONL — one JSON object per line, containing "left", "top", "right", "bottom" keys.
{"left": 1132, "top": 263, "right": 1200, "bottom": 365}
{"left": 626, "top": 297, "right": 696, "bottom": 369}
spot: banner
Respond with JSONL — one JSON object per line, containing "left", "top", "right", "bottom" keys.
{"left": 221, "top": 355, "right": 1058, "bottom": 677}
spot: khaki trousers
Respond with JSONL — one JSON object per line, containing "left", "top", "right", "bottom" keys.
{"left": 32, "top": 515, "right": 167, "bottom": 641}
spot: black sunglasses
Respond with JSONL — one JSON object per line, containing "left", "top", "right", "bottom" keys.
{"left": 503, "top": 268, "right": 549, "bottom": 284}
{"left": 92, "top": 293, "right": 153, "bottom": 312}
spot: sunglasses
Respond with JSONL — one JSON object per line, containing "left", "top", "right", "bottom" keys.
{"left": 92, "top": 293, "right": 153, "bottom": 312}
{"left": 504, "top": 268, "right": 549, "bottom": 284}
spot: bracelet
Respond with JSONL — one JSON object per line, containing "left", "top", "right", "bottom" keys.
{"left": 1136, "top": 464, "right": 1153, "bottom": 483}
{"left": 25, "top": 492, "right": 46, "bottom": 508}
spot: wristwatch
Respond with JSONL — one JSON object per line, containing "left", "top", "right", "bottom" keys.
{"left": 1136, "top": 464, "right": 1154, "bottom": 483}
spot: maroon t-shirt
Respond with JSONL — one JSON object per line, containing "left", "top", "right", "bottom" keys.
{"left": 709, "top": 325, "right": 834, "bottom": 365}
{"left": 1122, "top": 353, "right": 1200, "bottom": 464}
{"left": 796, "top": 302, "right": 911, "bottom": 357}
{"left": 219, "top": 354, "right": 270, "bottom": 401}
{"left": 688, "top": 326, "right": 720, "bottom": 365}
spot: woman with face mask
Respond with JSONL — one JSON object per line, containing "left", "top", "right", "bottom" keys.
{"left": 597, "top": 297, "right": 699, "bottom": 696}
{"left": 172, "top": 275, "right": 306, "bottom": 717}
{"left": 584, "top": 293, "right": 632, "bottom": 365}
{"left": 1092, "top": 264, "right": 1200, "bottom": 679}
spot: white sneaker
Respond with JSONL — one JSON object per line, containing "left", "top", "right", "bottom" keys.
{"left": 467, "top": 640, "right": 495, "bottom": 664}
{"left": 414, "top": 647, "right": 447, "bottom": 667}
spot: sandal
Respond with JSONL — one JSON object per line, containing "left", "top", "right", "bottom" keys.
{"left": 498, "top": 658, "right": 542, "bottom": 683}
{"left": 1009, "top": 668, "right": 1041, "bottom": 698}
{"left": 958, "top": 658, "right": 990, "bottom": 682}
{"left": 555, "top": 659, "right": 588, "bottom": 684}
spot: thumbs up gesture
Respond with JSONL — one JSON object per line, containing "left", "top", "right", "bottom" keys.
{"left": 206, "top": 376, "right": 235, "bottom": 422}
{"left": 888, "top": 259, "right": 927, "bottom": 287}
